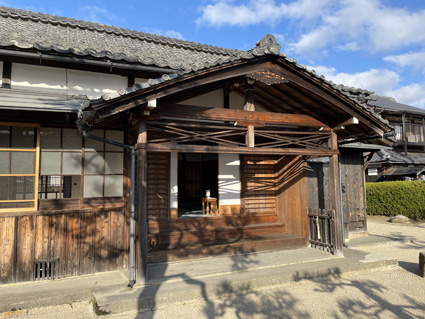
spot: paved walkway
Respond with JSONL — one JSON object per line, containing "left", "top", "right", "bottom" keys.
{"left": 1, "top": 217, "right": 424, "bottom": 318}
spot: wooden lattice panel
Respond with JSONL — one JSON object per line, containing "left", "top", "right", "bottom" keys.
{"left": 147, "top": 153, "right": 170, "bottom": 220}
{"left": 242, "top": 155, "right": 277, "bottom": 214}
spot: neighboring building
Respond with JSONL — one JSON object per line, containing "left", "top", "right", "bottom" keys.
{"left": 366, "top": 95, "right": 425, "bottom": 182}
{"left": 0, "top": 6, "right": 392, "bottom": 285}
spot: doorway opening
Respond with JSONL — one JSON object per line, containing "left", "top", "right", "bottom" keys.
{"left": 178, "top": 153, "right": 218, "bottom": 218}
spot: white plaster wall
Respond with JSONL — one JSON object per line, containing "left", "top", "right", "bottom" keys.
{"left": 0, "top": 61, "right": 3, "bottom": 86}
{"left": 179, "top": 89, "right": 224, "bottom": 108}
{"left": 229, "top": 91, "right": 267, "bottom": 112}
{"left": 135, "top": 77, "right": 148, "bottom": 84}
{"left": 170, "top": 152, "right": 178, "bottom": 209}
{"left": 11, "top": 63, "right": 67, "bottom": 93}
{"left": 218, "top": 154, "right": 241, "bottom": 206}
{"left": 67, "top": 69, "right": 127, "bottom": 99}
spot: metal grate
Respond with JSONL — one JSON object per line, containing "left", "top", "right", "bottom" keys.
{"left": 33, "top": 258, "right": 59, "bottom": 281}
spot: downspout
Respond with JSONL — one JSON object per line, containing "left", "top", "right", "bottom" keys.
{"left": 81, "top": 132, "right": 136, "bottom": 288}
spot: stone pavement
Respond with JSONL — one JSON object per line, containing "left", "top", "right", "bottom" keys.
{"left": 0, "top": 234, "right": 403, "bottom": 318}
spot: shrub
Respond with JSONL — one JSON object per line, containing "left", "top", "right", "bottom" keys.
{"left": 366, "top": 181, "right": 425, "bottom": 220}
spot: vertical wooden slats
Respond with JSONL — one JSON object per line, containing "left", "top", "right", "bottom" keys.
{"left": 51, "top": 214, "right": 66, "bottom": 276}
{"left": 66, "top": 213, "right": 80, "bottom": 277}
{"left": 0, "top": 210, "right": 126, "bottom": 284}
{"left": 110, "top": 211, "right": 125, "bottom": 270}
{"left": 94, "top": 212, "right": 110, "bottom": 273}
{"left": 0, "top": 216, "right": 16, "bottom": 283}
{"left": 241, "top": 155, "right": 277, "bottom": 214}
{"left": 79, "top": 213, "right": 95, "bottom": 275}
{"left": 147, "top": 152, "right": 170, "bottom": 220}
{"left": 307, "top": 207, "right": 335, "bottom": 253}
{"left": 16, "top": 216, "right": 35, "bottom": 282}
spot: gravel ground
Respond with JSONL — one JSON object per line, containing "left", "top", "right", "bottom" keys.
{"left": 18, "top": 217, "right": 425, "bottom": 319}
{"left": 123, "top": 217, "right": 425, "bottom": 319}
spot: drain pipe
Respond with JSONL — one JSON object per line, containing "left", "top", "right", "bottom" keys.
{"left": 82, "top": 132, "right": 136, "bottom": 288}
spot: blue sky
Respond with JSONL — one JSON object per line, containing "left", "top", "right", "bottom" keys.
{"left": 3, "top": 0, "right": 425, "bottom": 108}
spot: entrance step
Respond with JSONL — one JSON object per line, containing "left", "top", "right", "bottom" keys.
{"left": 148, "top": 213, "right": 278, "bottom": 233}
{"left": 148, "top": 233, "right": 307, "bottom": 263}
{"left": 148, "top": 222, "right": 285, "bottom": 246}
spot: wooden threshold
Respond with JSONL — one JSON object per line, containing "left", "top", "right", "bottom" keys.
{"left": 148, "top": 233, "right": 307, "bottom": 264}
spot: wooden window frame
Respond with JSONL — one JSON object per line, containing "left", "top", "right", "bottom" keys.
{"left": 39, "top": 128, "right": 125, "bottom": 211}
{"left": 0, "top": 122, "right": 40, "bottom": 213}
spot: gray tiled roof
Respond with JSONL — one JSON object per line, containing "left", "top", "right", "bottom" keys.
{"left": 0, "top": 6, "right": 377, "bottom": 105}
{"left": 371, "top": 149, "right": 425, "bottom": 164}
{"left": 0, "top": 6, "right": 392, "bottom": 131}
{"left": 368, "top": 95, "right": 425, "bottom": 115}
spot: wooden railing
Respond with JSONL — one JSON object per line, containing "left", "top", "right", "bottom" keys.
{"left": 307, "top": 208, "right": 335, "bottom": 253}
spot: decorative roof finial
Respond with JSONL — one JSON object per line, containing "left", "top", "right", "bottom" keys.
{"left": 251, "top": 34, "right": 281, "bottom": 56}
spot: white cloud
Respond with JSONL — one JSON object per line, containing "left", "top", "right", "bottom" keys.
{"left": 77, "top": 6, "right": 125, "bottom": 26}
{"left": 141, "top": 28, "right": 184, "bottom": 40}
{"left": 390, "top": 84, "right": 425, "bottom": 108}
{"left": 291, "top": 0, "right": 425, "bottom": 55}
{"left": 196, "top": 0, "right": 330, "bottom": 27}
{"left": 310, "top": 64, "right": 425, "bottom": 108}
{"left": 384, "top": 51, "right": 425, "bottom": 72}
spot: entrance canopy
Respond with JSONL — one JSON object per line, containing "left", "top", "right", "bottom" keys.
{"left": 77, "top": 35, "right": 392, "bottom": 146}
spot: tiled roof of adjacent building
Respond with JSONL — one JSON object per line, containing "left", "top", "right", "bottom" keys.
{"left": 367, "top": 95, "right": 425, "bottom": 115}
{"left": 371, "top": 149, "right": 425, "bottom": 164}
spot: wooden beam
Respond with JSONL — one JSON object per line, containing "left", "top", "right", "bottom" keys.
{"left": 136, "top": 119, "right": 148, "bottom": 285}
{"left": 148, "top": 104, "right": 330, "bottom": 129}
{"left": 137, "top": 142, "right": 338, "bottom": 156}
{"left": 328, "top": 131, "right": 343, "bottom": 256}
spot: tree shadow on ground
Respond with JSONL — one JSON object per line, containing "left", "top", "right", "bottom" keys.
{"left": 292, "top": 267, "right": 425, "bottom": 319}
{"left": 136, "top": 250, "right": 307, "bottom": 319}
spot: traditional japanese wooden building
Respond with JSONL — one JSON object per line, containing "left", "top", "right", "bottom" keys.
{"left": 366, "top": 95, "right": 425, "bottom": 182}
{"left": 0, "top": 6, "right": 392, "bottom": 285}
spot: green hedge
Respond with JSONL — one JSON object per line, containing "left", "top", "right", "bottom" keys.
{"left": 366, "top": 181, "right": 425, "bottom": 220}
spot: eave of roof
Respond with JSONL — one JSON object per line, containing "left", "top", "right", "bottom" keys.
{"left": 368, "top": 95, "right": 425, "bottom": 116}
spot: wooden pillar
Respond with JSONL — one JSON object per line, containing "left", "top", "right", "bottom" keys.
{"left": 402, "top": 113, "right": 407, "bottom": 155}
{"left": 329, "top": 131, "right": 343, "bottom": 256}
{"left": 244, "top": 79, "right": 255, "bottom": 147}
{"left": 136, "top": 119, "right": 148, "bottom": 284}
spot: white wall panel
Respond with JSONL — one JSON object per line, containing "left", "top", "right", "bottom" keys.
{"left": 0, "top": 61, "right": 3, "bottom": 86}
{"left": 179, "top": 89, "right": 224, "bottom": 108}
{"left": 170, "top": 152, "right": 178, "bottom": 209}
{"left": 67, "top": 69, "right": 127, "bottom": 99}
{"left": 218, "top": 154, "right": 241, "bottom": 206}
{"left": 229, "top": 91, "right": 267, "bottom": 111}
{"left": 11, "top": 63, "right": 67, "bottom": 93}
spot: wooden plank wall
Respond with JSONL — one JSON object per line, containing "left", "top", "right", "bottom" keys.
{"left": 275, "top": 156, "right": 308, "bottom": 237}
{"left": 340, "top": 151, "right": 366, "bottom": 233}
{"left": 307, "top": 160, "right": 331, "bottom": 211}
{"left": 307, "top": 151, "right": 367, "bottom": 235}
{"left": 241, "top": 155, "right": 277, "bottom": 214}
{"left": 147, "top": 152, "right": 170, "bottom": 220}
{"left": 0, "top": 210, "right": 126, "bottom": 284}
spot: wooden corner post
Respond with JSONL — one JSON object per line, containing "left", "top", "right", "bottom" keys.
{"left": 244, "top": 79, "right": 255, "bottom": 147}
{"left": 136, "top": 119, "right": 148, "bottom": 284}
{"left": 329, "top": 131, "right": 343, "bottom": 256}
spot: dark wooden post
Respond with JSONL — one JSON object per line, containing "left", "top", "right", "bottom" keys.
{"left": 329, "top": 131, "right": 343, "bottom": 256}
{"left": 244, "top": 79, "right": 255, "bottom": 147}
{"left": 402, "top": 113, "right": 407, "bottom": 155}
{"left": 136, "top": 119, "right": 148, "bottom": 284}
